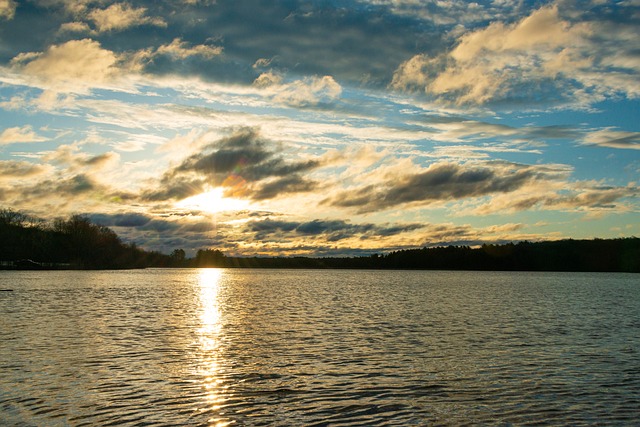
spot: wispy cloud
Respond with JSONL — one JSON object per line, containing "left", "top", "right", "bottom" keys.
{"left": 155, "top": 38, "right": 222, "bottom": 59}
{"left": 255, "top": 74, "right": 343, "bottom": 107}
{"left": 88, "top": 3, "right": 166, "bottom": 32}
{"left": 0, "top": 126, "right": 48, "bottom": 144}
{"left": 583, "top": 129, "right": 640, "bottom": 150}
{"left": 469, "top": 181, "right": 638, "bottom": 215}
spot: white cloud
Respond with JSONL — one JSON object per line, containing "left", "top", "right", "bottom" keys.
{"left": 156, "top": 38, "right": 223, "bottom": 59}
{"left": 391, "top": 3, "right": 639, "bottom": 107}
{"left": 0, "top": 0, "right": 17, "bottom": 20}
{"left": 0, "top": 126, "right": 47, "bottom": 145}
{"left": 10, "top": 39, "right": 121, "bottom": 94}
{"left": 258, "top": 75, "right": 343, "bottom": 107}
{"left": 449, "top": 5, "right": 576, "bottom": 62}
{"left": 88, "top": 3, "right": 166, "bottom": 32}
{"left": 253, "top": 71, "right": 283, "bottom": 88}
{"left": 58, "top": 21, "right": 92, "bottom": 33}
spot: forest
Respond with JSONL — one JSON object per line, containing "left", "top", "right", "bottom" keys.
{"left": 0, "top": 209, "right": 175, "bottom": 269}
{"left": 1, "top": 209, "right": 639, "bottom": 272}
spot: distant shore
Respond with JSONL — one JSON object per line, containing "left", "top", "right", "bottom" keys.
{"left": 2, "top": 209, "right": 639, "bottom": 273}
{"left": 2, "top": 236, "right": 639, "bottom": 273}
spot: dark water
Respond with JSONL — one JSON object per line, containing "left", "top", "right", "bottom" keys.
{"left": 1, "top": 269, "right": 639, "bottom": 426}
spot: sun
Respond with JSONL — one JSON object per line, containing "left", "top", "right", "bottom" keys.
{"left": 177, "top": 187, "right": 248, "bottom": 213}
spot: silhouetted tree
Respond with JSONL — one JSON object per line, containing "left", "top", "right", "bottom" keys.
{"left": 170, "top": 249, "right": 187, "bottom": 267}
{"left": 195, "top": 249, "right": 225, "bottom": 267}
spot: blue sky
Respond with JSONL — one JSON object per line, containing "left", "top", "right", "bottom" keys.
{"left": 0, "top": 0, "right": 638, "bottom": 256}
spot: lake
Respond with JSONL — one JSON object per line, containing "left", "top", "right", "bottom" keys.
{"left": 1, "top": 269, "right": 639, "bottom": 425}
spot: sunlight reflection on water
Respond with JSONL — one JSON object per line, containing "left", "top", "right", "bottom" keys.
{"left": 197, "top": 268, "right": 231, "bottom": 427}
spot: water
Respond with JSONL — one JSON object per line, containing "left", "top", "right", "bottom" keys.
{"left": 1, "top": 269, "right": 639, "bottom": 426}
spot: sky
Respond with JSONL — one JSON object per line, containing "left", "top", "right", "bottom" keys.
{"left": 0, "top": 0, "right": 638, "bottom": 256}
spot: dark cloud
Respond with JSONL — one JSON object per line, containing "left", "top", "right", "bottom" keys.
{"left": 78, "top": 152, "right": 118, "bottom": 167}
{"left": 250, "top": 175, "right": 318, "bottom": 201}
{"left": 149, "top": 1, "right": 442, "bottom": 85}
{"left": 84, "top": 212, "right": 217, "bottom": 253}
{"left": 89, "top": 213, "right": 152, "bottom": 227}
{"left": 25, "top": 174, "right": 96, "bottom": 196}
{"left": 142, "top": 177, "right": 205, "bottom": 202}
{"left": 141, "top": 219, "right": 182, "bottom": 232}
{"left": 0, "top": 1, "right": 443, "bottom": 86}
{"left": 180, "top": 221, "right": 216, "bottom": 233}
{"left": 61, "top": 174, "right": 94, "bottom": 193}
{"left": 153, "top": 127, "right": 321, "bottom": 202}
{"left": 176, "top": 127, "right": 320, "bottom": 182}
{"left": 176, "top": 128, "right": 271, "bottom": 176}
{"left": 324, "top": 162, "right": 558, "bottom": 213}
{"left": 248, "top": 217, "right": 423, "bottom": 242}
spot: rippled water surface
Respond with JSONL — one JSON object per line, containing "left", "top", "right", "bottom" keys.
{"left": 1, "top": 269, "right": 639, "bottom": 425}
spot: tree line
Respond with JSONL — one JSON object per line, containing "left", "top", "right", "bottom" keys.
{"left": 192, "top": 240, "right": 640, "bottom": 272}
{"left": 0, "top": 209, "right": 173, "bottom": 269}
{"left": 2, "top": 209, "right": 638, "bottom": 272}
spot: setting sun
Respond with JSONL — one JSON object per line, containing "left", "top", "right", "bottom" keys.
{"left": 177, "top": 188, "right": 248, "bottom": 214}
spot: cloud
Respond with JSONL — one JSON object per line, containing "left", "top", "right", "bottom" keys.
{"left": 89, "top": 212, "right": 152, "bottom": 227}
{"left": 23, "top": 174, "right": 96, "bottom": 197}
{"left": 469, "top": 181, "right": 638, "bottom": 215}
{"left": 0, "top": 0, "right": 17, "bottom": 20}
{"left": 255, "top": 74, "right": 343, "bottom": 107}
{"left": 88, "top": 3, "right": 166, "bottom": 32}
{"left": 178, "top": 2, "right": 443, "bottom": 86}
{"left": 248, "top": 218, "right": 424, "bottom": 242}
{"left": 0, "top": 126, "right": 47, "bottom": 144}
{"left": 324, "top": 161, "right": 562, "bottom": 213}
{"left": 9, "top": 39, "right": 121, "bottom": 94}
{"left": 142, "top": 177, "right": 205, "bottom": 202}
{"left": 253, "top": 71, "right": 283, "bottom": 88}
{"left": 59, "top": 21, "right": 92, "bottom": 35}
{"left": 391, "top": 3, "right": 639, "bottom": 106}
{"left": 34, "top": 0, "right": 93, "bottom": 14}
{"left": 42, "top": 144, "right": 120, "bottom": 172}
{"left": 356, "top": 0, "right": 513, "bottom": 26}
{"left": 0, "top": 168, "right": 139, "bottom": 217}
{"left": 0, "top": 160, "right": 50, "bottom": 179}
{"left": 253, "top": 58, "right": 274, "bottom": 69}
{"left": 583, "top": 128, "right": 640, "bottom": 150}
{"left": 2, "top": 1, "right": 434, "bottom": 88}
{"left": 250, "top": 175, "right": 318, "bottom": 201}
{"left": 156, "top": 38, "right": 223, "bottom": 60}
{"left": 123, "top": 38, "right": 225, "bottom": 78}
{"left": 152, "top": 127, "right": 324, "bottom": 202}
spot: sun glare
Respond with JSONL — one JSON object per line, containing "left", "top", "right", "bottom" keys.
{"left": 177, "top": 188, "right": 249, "bottom": 214}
